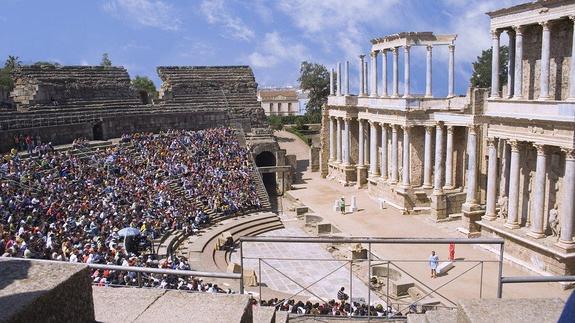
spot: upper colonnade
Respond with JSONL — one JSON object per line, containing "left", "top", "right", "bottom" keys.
{"left": 329, "top": 32, "right": 457, "bottom": 102}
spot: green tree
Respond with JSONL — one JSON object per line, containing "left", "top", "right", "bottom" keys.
{"left": 32, "top": 61, "right": 61, "bottom": 68}
{"left": 100, "top": 53, "right": 112, "bottom": 67}
{"left": 470, "top": 46, "right": 509, "bottom": 89}
{"left": 131, "top": 75, "right": 158, "bottom": 99}
{"left": 298, "top": 61, "right": 329, "bottom": 121}
{"left": 0, "top": 55, "right": 21, "bottom": 90}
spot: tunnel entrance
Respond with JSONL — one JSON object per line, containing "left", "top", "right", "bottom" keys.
{"left": 92, "top": 123, "right": 104, "bottom": 141}
{"left": 256, "top": 151, "right": 276, "bottom": 196}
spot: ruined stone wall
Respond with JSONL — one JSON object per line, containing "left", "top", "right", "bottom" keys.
{"left": 522, "top": 19, "right": 572, "bottom": 100}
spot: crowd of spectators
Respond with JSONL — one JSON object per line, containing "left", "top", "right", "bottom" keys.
{"left": 0, "top": 128, "right": 261, "bottom": 268}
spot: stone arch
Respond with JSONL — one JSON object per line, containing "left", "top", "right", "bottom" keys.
{"left": 256, "top": 151, "right": 276, "bottom": 195}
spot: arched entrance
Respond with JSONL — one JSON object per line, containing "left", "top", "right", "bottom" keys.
{"left": 93, "top": 123, "right": 104, "bottom": 141}
{"left": 256, "top": 151, "right": 276, "bottom": 196}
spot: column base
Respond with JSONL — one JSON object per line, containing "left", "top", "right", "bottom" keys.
{"left": 504, "top": 222, "right": 520, "bottom": 229}
{"left": 431, "top": 193, "right": 447, "bottom": 221}
{"left": 482, "top": 213, "right": 498, "bottom": 221}
{"left": 356, "top": 165, "right": 368, "bottom": 188}
{"left": 446, "top": 94, "right": 455, "bottom": 98}
{"left": 443, "top": 185, "right": 455, "bottom": 190}
{"left": 537, "top": 96, "right": 550, "bottom": 101}
{"left": 422, "top": 183, "right": 433, "bottom": 189}
{"left": 511, "top": 95, "right": 523, "bottom": 100}
{"left": 566, "top": 97, "right": 575, "bottom": 102}
{"left": 526, "top": 231, "right": 546, "bottom": 239}
{"left": 424, "top": 94, "right": 433, "bottom": 98}
{"left": 461, "top": 203, "right": 484, "bottom": 236}
{"left": 556, "top": 240, "right": 575, "bottom": 251}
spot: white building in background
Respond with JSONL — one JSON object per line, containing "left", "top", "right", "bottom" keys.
{"left": 258, "top": 88, "right": 299, "bottom": 116}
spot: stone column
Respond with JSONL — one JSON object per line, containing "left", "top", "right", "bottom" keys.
{"left": 444, "top": 126, "right": 454, "bottom": 189}
{"left": 390, "top": 125, "right": 399, "bottom": 183}
{"left": 359, "top": 55, "right": 366, "bottom": 96}
{"left": 484, "top": 138, "right": 498, "bottom": 220}
{"left": 404, "top": 46, "right": 411, "bottom": 98}
{"left": 344, "top": 61, "right": 350, "bottom": 96}
{"left": 336, "top": 62, "right": 342, "bottom": 96}
{"left": 507, "top": 30, "right": 516, "bottom": 98}
{"left": 528, "top": 145, "right": 547, "bottom": 238}
{"left": 490, "top": 30, "right": 501, "bottom": 98}
{"left": 358, "top": 119, "right": 364, "bottom": 166}
{"left": 505, "top": 140, "right": 521, "bottom": 229}
{"left": 465, "top": 126, "right": 478, "bottom": 204}
{"left": 569, "top": 17, "right": 575, "bottom": 100}
{"left": 329, "top": 68, "right": 335, "bottom": 96}
{"left": 539, "top": 21, "right": 551, "bottom": 100}
{"left": 558, "top": 149, "right": 575, "bottom": 248}
{"left": 434, "top": 123, "right": 444, "bottom": 194}
{"left": 364, "top": 61, "right": 369, "bottom": 96}
{"left": 343, "top": 118, "right": 351, "bottom": 165}
{"left": 392, "top": 48, "right": 399, "bottom": 97}
{"left": 448, "top": 45, "right": 455, "bottom": 98}
{"left": 513, "top": 26, "right": 524, "bottom": 99}
{"left": 423, "top": 125, "right": 433, "bottom": 188}
{"left": 402, "top": 126, "right": 411, "bottom": 188}
{"left": 329, "top": 117, "right": 335, "bottom": 161}
{"left": 425, "top": 45, "right": 433, "bottom": 98}
{"left": 381, "top": 124, "right": 388, "bottom": 180}
{"left": 369, "top": 121, "right": 379, "bottom": 176}
{"left": 499, "top": 140, "right": 511, "bottom": 200}
{"left": 370, "top": 51, "right": 378, "bottom": 97}
{"left": 381, "top": 49, "right": 388, "bottom": 97}
{"left": 336, "top": 117, "right": 342, "bottom": 163}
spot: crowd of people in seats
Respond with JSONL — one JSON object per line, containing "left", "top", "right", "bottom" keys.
{"left": 255, "top": 298, "right": 407, "bottom": 318}
{"left": 11, "top": 134, "right": 54, "bottom": 157}
{"left": 0, "top": 128, "right": 261, "bottom": 269}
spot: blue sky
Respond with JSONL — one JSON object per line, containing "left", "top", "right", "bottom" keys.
{"left": 0, "top": 0, "right": 523, "bottom": 96}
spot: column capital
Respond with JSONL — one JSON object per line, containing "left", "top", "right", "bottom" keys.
{"left": 359, "top": 54, "right": 365, "bottom": 60}
{"left": 426, "top": 45, "right": 433, "bottom": 52}
{"left": 401, "top": 125, "right": 411, "bottom": 131}
{"left": 391, "top": 47, "right": 399, "bottom": 54}
{"left": 446, "top": 125, "right": 454, "bottom": 134}
{"left": 381, "top": 48, "right": 388, "bottom": 54}
{"left": 506, "top": 28, "right": 516, "bottom": 37}
{"left": 391, "top": 124, "right": 399, "bottom": 132}
{"left": 404, "top": 45, "right": 411, "bottom": 52}
{"left": 509, "top": 140, "right": 522, "bottom": 152}
{"left": 343, "top": 116, "right": 352, "bottom": 122}
{"left": 448, "top": 44, "right": 455, "bottom": 52}
{"left": 467, "top": 124, "right": 478, "bottom": 135}
{"left": 513, "top": 25, "right": 524, "bottom": 35}
{"left": 370, "top": 50, "right": 379, "bottom": 58}
{"left": 534, "top": 144, "right": 548, "bottom": 156}
{"left": 491, "top": 29, "right": 502, "bottom": 38}
{"left": 539, "top": 20, "right": 551, "bottom": 30}
{"left": 425, "top": 125, "right": 434, "bottom": 133}
{"left": 562, "top": 147, "right": 575, "bottom": 160}
{"left": 487, "top": 137, "right": 497, "bottom": 148}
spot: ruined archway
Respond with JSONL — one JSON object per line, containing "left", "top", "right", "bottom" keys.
{"left": 256, "top": 151, "right": 276, "bottom": 196}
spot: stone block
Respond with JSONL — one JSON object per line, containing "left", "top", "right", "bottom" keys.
{"left": 437, "top": 261, "right": 454, "bottom": 275}
{"left": 295, "top": 206, "right": 309, "bottom": 215}
{"left": 316, "top": 223, "right": 332, "bottom": 235}
{"left": 372, "top": 266, "right": 402, "bottom": 281}
{"left": 457, "top": 298, "right": 564, "bottom": 323}
{"left": 351, "top": 248, "right": 368, "bottom": 260}
{"left": 390, "top": 280, "right": 415, "bottom": 298}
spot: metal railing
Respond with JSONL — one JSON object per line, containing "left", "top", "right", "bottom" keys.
{"left": 239, "top": 236, "right": 505, "bottom": 318}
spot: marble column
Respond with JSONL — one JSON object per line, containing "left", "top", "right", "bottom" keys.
{"left": 402, "top": 126, "right": 411, "bottom": 188}
{"left": 490, "top": 30, "right": 501, "bottom": 98}
{"left": 448, "top": 45, "right": 455, "bottom": 97}
{"left": 465, "top": 126, "right": 478, "bottom": 204}
{"left": 343, "top": 118, "right": 351, "bottom": 165}
{"left": 434, "top": 123, "right": 444, "bottom": 194}
{"left": 539, "top": 21, "right": 551, "bottom": 100}
{"left": 381, "top": 49, "right": 388, "bottom": 97}
{"left": 569, "top": 17, "right": 575, "bottom": 100}
{"left": 499, "top": 140, "right": 511, "bottom": 200}
{"left": 358, "top": 119, "right": 364, "bottom": 166}
{"left": 513, "top": 26, "right": 524, "bottom": 99}
{"left": 336, "top": 62, "right": 342, "bottom": 96}
{"left": 381, "top": 124, "right": 388, "bottom": 180}
{"left": 444, "top": 126, "right": 454, "bottom": 189}
{"left": 344, "top": 61, "right": 350, "bottom": 96}
{"left": 505, "top": 140, "right": 521, "bottom": 229}
{"left": 370, "top": 51, "right": 378, "bottom": 97}
{"left": 484, "top": 138, "right": 498, "bottom": 220}
{"left": 336, "top": 117, "right": 342, "bottom": 163}
{"left": 392, "top": 48, "right": 399, "bottom": 97}
{"left": 558, "top": 149, "right": 575, "bottom": 247}
{"left": 329, "top": 117, "right": 335, "bottom": 161}
{"left": 404, "top": 46, "right": 411, "bottom": 98}
{"left": 364, "top": 61, "right": 369, "bottom": 96}
{"left": 369, "top": 121, "right": 379, "bottom": 176}
{"left": 507, "top": 30, "right": 516, "bottom": 98}
{"left": 425, "top": 45, "right": 433, "bottom": 98}
{"left": 390, "top": 125, "right": 399, "bottom": 183}
{"left": 359, "top": 55, "right": 366, "bottom": 96}
{"left": 329, "top": 68, "right": 335, "bottom": 96}
{"left": 529, "top": 145, "right": 547, "bottom": 238}
{"left": 423, "top": 126, "right": 433, "bottom": 188}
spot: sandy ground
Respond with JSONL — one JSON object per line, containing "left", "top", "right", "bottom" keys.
{"left": 273, "top": 130, "right": 572, "bottom": 303}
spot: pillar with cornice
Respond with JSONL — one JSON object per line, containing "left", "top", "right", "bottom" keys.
{"left": 390, "top": 125, "right": 399, "bottom": 183}
{"left": 425, "top": 45, "right": 433, "bottom": 98}
{"left": 381, "top": 49, "right": 388, "bottom": 97}
{"left": 370, "top": 51, "right": 378, "bottom": 97}
{"left": 357, "top": 119, "right": 368, "bottom": 186}
{"left": 513, "top": 26, "right": 524, "bottom": 99}
{"left": 423, "top": 126, "right": 433, "bottom": 188}
{"left": 528, "top": 144, "right": 547, "bottom": 238}
{"left": 329, "top": 68, "right": 335, "bottom": 96}
{"left": 448, "top": 45, "right": 455, "bottom": 98}
{"left": 404, "top": 46, "right": 411, "bottom": 98}
{"left": 369, "top": 121, "right": 379, "bottom": 176}
{"left": 490, "top": 30, "right": 501, "bottom": 98}
{"left": 381, "top": 124, "right": 388, "bottom": 180}
{"left": 557, "top": 149, "right": 575, "bottom": 249}
{"left": 392, "top": 48, "right": 399, "bottom": 97}
{"left": 539, "top": 21, "right": 551, "bottom": 100}
{"left": 343, "top": 118, "right": 351, "bottom": 165}
{"left": 465, "top": 126, "right": 478, "bottom": 205}
{"left": 484, "top": 138, "right": 498, "bottom": 220}
{"left": 505, "top": 140, "right": 521, "bottom": 229}
{"left": 344, "top": 61, "right": 350, "bottom": 96}
{"left": 433, "top": 123, "right": 444, "bottom": 194}
{"left": 444, "top": 126, "right": 455, "bottom": 189}
{"left": 401, "top": 126, "right": 411, "bottom": 188}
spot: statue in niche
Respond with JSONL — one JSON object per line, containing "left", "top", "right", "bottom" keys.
{"left": 498, "top": 196, "right": 508, "bottom": 219}
{"left": 549, "top": 204, "right": 560, "bottom": 240}
{"left": 398, "top": 166, "right": 403, "bottom": 183}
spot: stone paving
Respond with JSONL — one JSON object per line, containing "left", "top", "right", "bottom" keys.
{"left": 231, "top": 224, "right": 383, "bottom": 305}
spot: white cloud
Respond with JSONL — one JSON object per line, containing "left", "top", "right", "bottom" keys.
{"left": 200, "top": 0, "right": 255, "bottom": 41}
{"left": 80, "top": 59, "right": 89, "bottom": 66}
{"left": 248, "top": 32, "right": 308, "bottom": 68}
{"left": 102, "top": 0, "right": 181, "bottom": 31}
